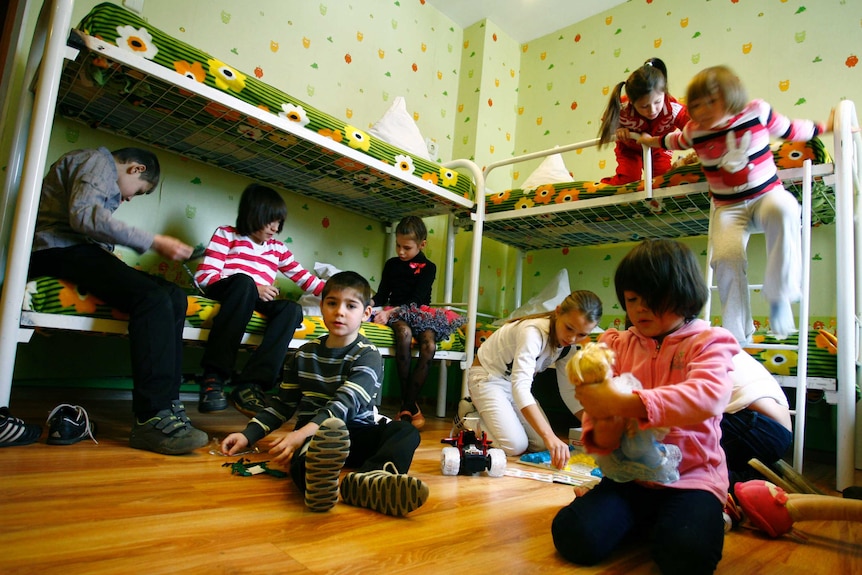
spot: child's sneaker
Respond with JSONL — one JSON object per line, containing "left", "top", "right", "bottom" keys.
{"left": 451, "top": 396, "right": 479, "bottom": 435}
{"left": 723, "top": 492, "right": 743, "bottom": 532}
{"left": 0, "top": 407, "right": 41, "bottom": 447}
{"left": 46, "top": 404, "right": 97, "bottom": 445}
{"left": 129, "top": 408, "right": 209, "bottom": 455}
{"left": 198, "top": 374, "right": 228, "bottom": 413}
{"left": 230, "top": 383, "right": 268, "bottom": 417}
{"left": 339, "top": 461, "right": 430, "bottom": 516}
{"left": 304, "top": 417, "right": 351, "bottom": 512}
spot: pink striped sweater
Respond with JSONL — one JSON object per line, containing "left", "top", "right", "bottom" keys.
{"left": 662, "top": 99, "right": 825, "bottom": 205}
{"left": 194, "top": 225, "right": 325, "bottom": 296}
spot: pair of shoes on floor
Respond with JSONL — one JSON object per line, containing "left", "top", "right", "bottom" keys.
{"left": 340, "top": 461, "right": 430, "bottom": 517}
{"left": 305, "top": 417, "right": 352, "bottom": 512}
{"left": 46, "top": 404, "right": 97, "bottom": 445}
{"left": 397, "top": 405, "right": 425, "bottom": 430}
{"left": 129, "top": 403, "right": 209, "bottom": 455}
{"left": 0, "top": 406, "right": 41, "bottom": 447}
{"left": 198, "top": 374, "right": 228, "bottom": 413}
{"left": 230, "top": 383, "right": 269, "bottom": 418}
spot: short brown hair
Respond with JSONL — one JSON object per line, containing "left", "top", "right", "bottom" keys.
{"left": 686, "top": 65, "right": 748, "bottom": 115}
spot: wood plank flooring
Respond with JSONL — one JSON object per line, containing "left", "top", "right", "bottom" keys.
{"left": 1, "top": 386, "right": 861, "bottom": 574}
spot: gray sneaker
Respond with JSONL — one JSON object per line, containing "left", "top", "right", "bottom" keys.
{"left": 339, "top": 462, "right": 429, "bottom": 516}
{"left": 304, "top": 417, "right": 351, "bottom": 512}
{"left": 129, "top": 407, "right": 209, "bottom": 455}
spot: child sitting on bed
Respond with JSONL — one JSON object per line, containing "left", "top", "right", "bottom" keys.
{"left": 28, "top": 147, "right": 208, "bottom": 455}
{"left": 552, "top": 239, "right": 739, "bottom": 573}
{"left": 371, "top": 216, "right": 465, "bottom": 429}
{"left": 638, "top": 65, "right": 831, "bottom": 343}
{"left": 194, "top": 183, "right": 324, "bottom": 416}
{"left": 597, "top": 57, "right": 689, "bottom": 186}
{"left": 220, "top": 271, "right": 429, "bottom": 516}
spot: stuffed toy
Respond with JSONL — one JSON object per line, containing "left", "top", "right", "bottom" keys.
{"left": 735, "top": 479, "right": 862, "bottom": 538}
{"left": 566, "top": 342, "right": 682, "bottom": 483}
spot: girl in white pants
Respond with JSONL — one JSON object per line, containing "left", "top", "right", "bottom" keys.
{"left": 468, "top": 291, "right": 601, "bottom": 470}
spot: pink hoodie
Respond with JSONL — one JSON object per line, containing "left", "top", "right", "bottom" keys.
{"left": 584, "top": 319, "right": 739, "bottom": 502}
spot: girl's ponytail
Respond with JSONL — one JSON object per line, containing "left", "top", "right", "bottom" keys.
{"left": 598, "top": 81, "right": 626, "bottom": 147}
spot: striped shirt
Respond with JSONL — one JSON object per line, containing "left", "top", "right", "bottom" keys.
{"left": 662, "top": 99, "right": 825, "bottom": 205}
{"left": 241, "top": 334, "right": 383, "bottom": 445}
{"left": 194, "top": 225, "right": 324, "bottom": 295}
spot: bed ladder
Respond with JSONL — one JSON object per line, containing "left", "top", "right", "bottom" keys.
{"left": 702, "top": 159, "right": 814, "bottom": 475}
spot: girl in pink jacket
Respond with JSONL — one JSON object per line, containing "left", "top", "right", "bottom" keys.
{"left": 552, "top": 239, "right": 740, "bottom": 574}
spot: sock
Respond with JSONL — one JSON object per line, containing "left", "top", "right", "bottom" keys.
{"left": 769, "top": 300, "right": 795, "bottom": 339}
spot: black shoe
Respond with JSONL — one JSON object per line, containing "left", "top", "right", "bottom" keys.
{"left": 0, "top": 407, "right": 41, "bottom": 447}
{"left": 129, "top": 408, "right": 208, "bottom": 455}
{"left": 198, "top": 375, "right": 228, "bottom": 413}
{"left": 229, "top": 383, "right": 268, "bottom": 417}
{"left": 46, "top": 404, "right": 97, "bottom": 445}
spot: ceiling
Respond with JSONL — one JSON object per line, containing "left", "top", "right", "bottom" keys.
{"left": 425, "top": 0, "right": 628, "bottom": 44}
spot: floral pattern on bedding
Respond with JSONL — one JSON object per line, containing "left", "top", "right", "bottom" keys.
{"left": 71, "top": 3, "right": 474, "bottom": 209}
{"left": 24, "top": 276, "right": 465, "bottom": 352}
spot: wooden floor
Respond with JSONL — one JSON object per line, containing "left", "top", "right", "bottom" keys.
{"left": 2, "top": 386, "right": 862, "bottom": 575}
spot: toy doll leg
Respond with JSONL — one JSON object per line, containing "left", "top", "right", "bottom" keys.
{"left": 710, "top": 201, "right": 755, "bottom": 343}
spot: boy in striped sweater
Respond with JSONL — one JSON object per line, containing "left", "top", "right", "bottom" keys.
{"left": 194, "top": 184, "right": 324, "bottom": 415}
{"left": 220, "top": 271, "right": 429, "bottom": 516}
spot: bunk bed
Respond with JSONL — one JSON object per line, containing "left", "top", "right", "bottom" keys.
{"left": 475, "top": 107, "right": 861, "bottom": 490}
{"left": 0, "top": 1, "right": 485, "bottom": 418}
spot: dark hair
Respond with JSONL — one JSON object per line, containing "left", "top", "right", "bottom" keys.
{"left": 685, "top": 65, "right": 748, "bottom": 116}
{"left": 395, "top": 215, "right": 427, "bottom": 243}
{"left": 322, "top": 271, "right": 373, "bottom": 306}
{"left": 614, "top": 239, "right": 707, "bottom": 320}
{"left": 235, "top": 184, "right": 287, "bottom": 236}
{"left": 598, "top": 57, "right": 669, "bottom": 147}
{"left": 508, "top": 289, "right": 603, "bottom": 348}
{"left": 112, "top": 147, "right": 160, "bottom": 188}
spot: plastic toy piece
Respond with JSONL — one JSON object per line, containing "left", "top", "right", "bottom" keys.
{"left": 440, "top": 429, "right": 506, "bottom": 477}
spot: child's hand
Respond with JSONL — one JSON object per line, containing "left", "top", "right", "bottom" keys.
{"left": 257, "top": 285, "right": 279, "bottom": 302}
{"left": 636, "top": 133, "right": 660, "bottom": 148}
{"left": 614, "top": 127, "right": 633, "bottom": 142}
{"left": 574, "top": 379, "right": 623, "bottom": 420}
{"left": 267, "top": 431, "right": 307, "bottom": 465}
{"left": 221, "top": 432, "right": 250, "bottom": 455}
{"left": 373, "top": 308, "right": 391, "bottom": 325}
{"left": 152, "top": 234, "right": 193, "bottom": 261}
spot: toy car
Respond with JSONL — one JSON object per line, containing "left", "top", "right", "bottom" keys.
{"left": 440, "top": 429, "right": 506, "bottom": 477}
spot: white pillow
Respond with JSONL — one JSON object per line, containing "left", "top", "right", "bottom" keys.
{"left": 493, "top": 268, "right": 570, "bottom": 326}
{"left": 368, "top": 96, "right": 431, "bottom": 160}
{"left": 520, "top": 153, "right": 572, "bottom": 189}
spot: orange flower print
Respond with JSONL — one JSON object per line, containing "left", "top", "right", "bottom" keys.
{"left": 204, "top": 101, "right": 242, "bottom": 123}
{"left": 581, "top": 181, "right": 603, "bottom": 194}
{"left": 318, "top": 128, "right": 343, "bottom": 143}
{"left": 422, "top": 172, "right": 439, "bottom": 185}
{"left": 515, "top": 197, "right": 535, "bottom": 210}
{"left": 335, "top": 156, "right": 365, "bottom": 171}
{"left": 173, "top": 60, "right": 206, "bottom": 82}
{"left": 57, "top": 279, "right": 100, "bottom": 314}
{"left": 667, "top": 172, "right": 702, "bottom": 187}
{"left": 490, "top": 190, "right": 511, "bottom": 205}
{"left": 532, "top": 184, "right": 556, "bottom": 204}
{"left": 475, "top": 329, "right": 494, "bottom": 348}
{"left": 775, "top": 141, "right": 815, "bottom": 169}
{"left": 554, "top": 188, "right": 579, "bottom": 203}
{"left": 186, "top": 297, "right": 202, "bottom": 317}
{"left": 815, "top": 329, "right": 838, "bottom": 354}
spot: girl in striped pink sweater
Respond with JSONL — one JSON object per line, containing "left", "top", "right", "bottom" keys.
{"left": 639, "top": 66, "right": 830, "bottom": 344}
{"left": 194, "top": 184, "right": 325, "bottom": 415}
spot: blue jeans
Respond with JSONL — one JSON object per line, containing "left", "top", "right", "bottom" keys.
{"left": 721, "top": 408, "right": 793, "bottom": 492}
{"left": 552, "top": 478, "right": 725, "bottom": 575}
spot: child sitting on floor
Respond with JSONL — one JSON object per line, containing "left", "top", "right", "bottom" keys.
{"left": 221, "top": 271, "right": 429, "bottom": 516}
